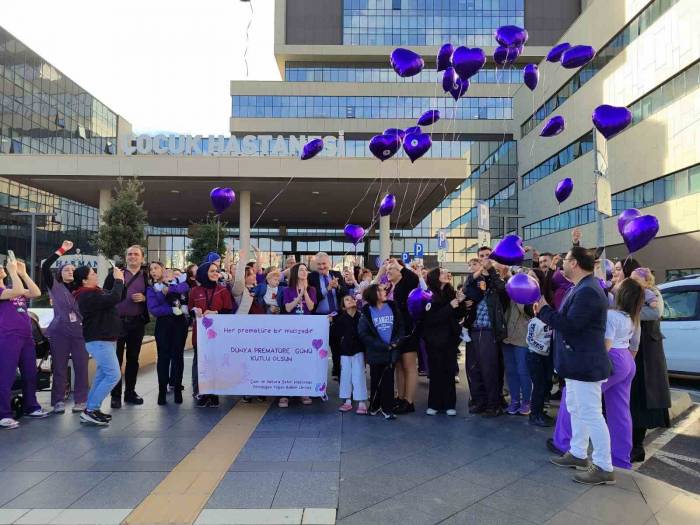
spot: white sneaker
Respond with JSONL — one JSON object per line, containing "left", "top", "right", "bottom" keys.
{"left": 0, "top": 418, "right": 19, "bottom": 429}
{"left": 454, "top": 376, "right": 460, "bottom": 383}
{"left": 446, "top": 409, "right": 457, "bottom": 416}
{"left": 27, "top": 408, "right": 50, "bottom": 418}
{"left": 72, "top": 402, "right": 86, "bottom": 413}
{"left": 52, "top": 402, "right": 65, "bottom": 414}
{"left": 426, "top": 408, "right": 438, "bottom": 416}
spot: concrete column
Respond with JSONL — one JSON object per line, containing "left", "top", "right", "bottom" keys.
{"left": 379, "top": 214, "right": 391, "bottom": 262}
{"left": 97, "top": 188, "right": 112, "bottom": 285}
{"left": 239, "top": 190, "right": 251, "bottom": 262}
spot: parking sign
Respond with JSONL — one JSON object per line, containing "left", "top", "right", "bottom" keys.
{"left": 414, "top": 243, "right": 424, "bottom": 257}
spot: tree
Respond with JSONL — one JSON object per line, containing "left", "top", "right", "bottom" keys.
{"left": 188, "top": 216, "right": 226, "bottom": 264}
{"left": 95, "top": 177, "right": 147, "bottom": 258}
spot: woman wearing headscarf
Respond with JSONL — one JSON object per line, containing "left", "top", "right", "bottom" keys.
{"left": 188, "top": 262, "right": 234, "bottom": 408}
{"left": 41, "top": 240, "right": 89, "bottom": 415}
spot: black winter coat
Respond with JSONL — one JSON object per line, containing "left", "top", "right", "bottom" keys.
{"left": 73, "top": 281, "right": 125, "bottom": 342}
{"left": 336, "top": 310, "right": 364, "bottom": 356}
{"left": 357, "top": 301, "right": 405, "bottom": 365}
{"left": 423, "top": 288, "right": 466, "bottom": 348}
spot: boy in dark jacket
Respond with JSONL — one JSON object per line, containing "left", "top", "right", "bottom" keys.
{"left": 72, "top": 266, "right": 124, "bottom": 426}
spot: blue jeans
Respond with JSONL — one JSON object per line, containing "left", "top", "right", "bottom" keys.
{"left": 86, "top": 341, "right": 121, "bottom": 411}
{"left": 502, "top": 343, "right": 532, "bottom": 405}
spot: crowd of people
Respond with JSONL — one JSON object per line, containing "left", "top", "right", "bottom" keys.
{"left": 0, "top": 228, "right": 672, "bottom": 486}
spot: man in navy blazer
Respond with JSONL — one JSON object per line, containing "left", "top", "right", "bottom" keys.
{"left": 534, "top": 246, "right": 614, "bottom": 486}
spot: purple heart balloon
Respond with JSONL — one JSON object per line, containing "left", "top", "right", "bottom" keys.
{"left": 390, "top": 48, "right": 425, "bottom": 78}
{"left": 494, "top": 25, "right": 529, "bottom": 48}
{"left": 417, "top": 110, "right": 440, "bottom": 126}
{"left": 452, "top": 46, "right": 486, "bottom": 80}
{"left": 540, "top": 115, "right": 565, "bottom": 137}
{"left": 384, "top": 128, "right": 406, "bottom": 142}
{"left": 506, "top": 273, "right": 542, "bottom": 305}
{"left": 561, "top": 45, "right": 596, "bottom": 69}
{"left": 592, "top": 104, "right": 632, "bottom": 140}
{"left": 300, "top": 138, "right": 324, "bottom": 160}
{"left": 449, "top": 77, "right": 469, "bottom": 101}
{"left": 437, "top": 43, "right": 454, "bottom": 72}
{"left": 622, "top": 215, "right": 659, "bottom": 253}
{"left": 344, "top": 224, "right": 365, "bottom": 246}
{"left": 379, "top": 194, "right": 396, "bottom": 217}
{"left": 603, "top": 259, "right": 614, "bottom": 281}
{"left": 555, "top": 178, "right": 574, "bottom": 203}
{"left": 369, "top": 134, "right": 401, "bottom": 161}
{"left": 523, "top": 64, "right": 539, "bottom": 91}
{"left": 210, "top": 187, "right": 235, "bottom": 214}
{"left": 494, "top": 45, "right": 521, "bottom": 66}
{"left": 490, "top": 235, "right": 526, "bottom": 266}
{"left": 202, "top": 316, "right": 213, "bottom": 329}
{"left": 403, "top": 132, "right": 432, "bottom": 163}
{"left": 442, "top": 67, "right": 458, "bottom": 93}
{"left": 404, "top": 126, "right": 422, "bottom": 135}
{"left": 617, "top": 208, "right": 641, "bottom": 235}
{"left": 407, "top": 287, "right": 432, "bottom": 321}
{"left": 546, "top": 42, "right": 571, "bottom": 62}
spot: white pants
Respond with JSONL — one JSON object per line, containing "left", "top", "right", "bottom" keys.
{"left": 566, "top": 378, "right": 613, "bottom": 472}
{"left": 339, "top": 353, "right": 368, "bottom": 401}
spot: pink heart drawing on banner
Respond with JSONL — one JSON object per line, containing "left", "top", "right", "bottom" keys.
{"left": 312, "top": 339, "right": 323, "bottom": 349}
{"left": 318, "top": 349, "right": 328, "bottom": 359}
{"left": 202, "top": 317, "right": 213, "bottom": 329}
{"left": 207, "top": 329, "right": 217, "bottom": 339}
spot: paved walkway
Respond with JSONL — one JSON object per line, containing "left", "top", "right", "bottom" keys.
{"left": 0, "top": 353, "right": 699, "bottom": 525}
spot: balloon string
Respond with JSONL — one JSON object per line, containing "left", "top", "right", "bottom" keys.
{"left": 243, "top": 0, "right": 254, "bottom": 78}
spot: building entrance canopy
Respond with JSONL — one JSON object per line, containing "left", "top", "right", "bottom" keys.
{"left": 1, "top": 154, "right": 468, "bottom": 228}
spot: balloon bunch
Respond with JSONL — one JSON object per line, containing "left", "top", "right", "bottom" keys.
{"left": 546, "top": 42, "right": 596, "bottom": 69}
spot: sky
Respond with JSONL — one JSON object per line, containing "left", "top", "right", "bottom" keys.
{"left": 2, "top": 0, "right": 280, "bottom": 134}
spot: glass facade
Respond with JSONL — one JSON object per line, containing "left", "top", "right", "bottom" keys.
{"left": 284, "top": 63, "right": 522, "bottom": 84}
{"left": 232, "top": 95, "right": 512, "bottom": 120}
{"left": 521, "top": 0, "right": 680, "bottom": 136}
{"left": 342, "top": 0, "right": 524, "bottom": 46}
{"left": 0, "top": 27, "right": 118, "bottom": 154}
{"left": 0, "top": 176, "right": 99, "bottom": 273}
{"left": 523, "top": 163, "right": 700, "bottom": 241}
{"left": 521, "top": 131, "right": 593, "bottom": 188}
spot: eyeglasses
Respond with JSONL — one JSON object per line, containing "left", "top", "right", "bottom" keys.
{"left": 563, "top": 257, "right": 576, "bottom": 263}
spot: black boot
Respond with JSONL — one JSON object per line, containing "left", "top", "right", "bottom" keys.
{"left": 158, "top": 387, "right": 167, "bottom": 406}
{"left": 174, "top": 388, "right": 183, "bottom": 404}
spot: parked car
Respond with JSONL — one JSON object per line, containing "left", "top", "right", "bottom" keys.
{"left": 659, "top": 275, "right": 700, "bottom": 375}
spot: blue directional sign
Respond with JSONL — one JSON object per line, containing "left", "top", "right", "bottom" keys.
{"left": 413, "top": 243, "right": 424, "bottom": 257}
{"left": 401, "top": 252, "right": 410, "bottom": 264}
{"left": 437, "top": 230, "right": 448, "bottom": 250}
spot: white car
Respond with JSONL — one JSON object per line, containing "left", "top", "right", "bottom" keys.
{"left": 659, "top": 275, "right": 700, "bottom": 375}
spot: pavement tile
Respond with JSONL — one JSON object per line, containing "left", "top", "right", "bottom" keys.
{"left": 544, "top": 510, "right": 607, "bottom": 525}
{"left": 51, "top": 508, "right": 132, "bottom": 524}
{"left": 195, "top": 508, "right": 303, "bottom": 525}
{"left": 336, "top": 497, "right": 435, "bottom": 525}
{"left": 481, "top": 478, "right": 580, "bottom": 523}
{"left": 69, "top": 471, "right": 166, "bottom": 509}
{"left": 655, "top": 493, "right": 700, "bottom": 525}
{"left": 439, "top": 502, "right": 537, "bottom": 525}
{"left": 237, "top": 437, "right": 296, "bottom": 462}
{"left": 77, "top": 437, "right": 154, "bottom": 461}
{"left": 566, "top": 485, "right": 653, "bottom": 524}
{"left": 205, "top": 471, "right": 282, "bottom": 509}
{"left": 0, "top": 471, "right": 54, "bottom": 506}
{"left": 337, "top": 472, "right": 420, "bottom": 519}
{"left": 272, "top": 471, "right": 339, "bottom": 509}
{"left": 632, "top": 474, "right": 684, "bottom": 514}
{"left": 311, "top": 461, "right": 340, "bottom": 472}
{"left": 288, "top": 438, "right": 341, "bottom": 461}
{"left": 4, "top": 471, "right": 111, "bottom": 509}
{"left": 449, "top": 451, "right": 540, "bottom": 489}
{"left": 230, "top": 460, "right": 314, "bottom": 472}
{"left": 301, "top": 508, "right": 336, "bottom": 525}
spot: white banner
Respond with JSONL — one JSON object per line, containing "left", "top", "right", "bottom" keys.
{"left": 197, "top": 315, "right": 330, "bottom": 396}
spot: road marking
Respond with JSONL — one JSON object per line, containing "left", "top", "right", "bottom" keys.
{"left": 654, "top": 453, "right": 700, "bottom": 479}
{"left": 635, "top": 404, "right": 700, "bottom": 471}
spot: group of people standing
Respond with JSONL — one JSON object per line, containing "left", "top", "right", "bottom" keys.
{"left": 0, "top": 233, "right": 673, "bottom": 488}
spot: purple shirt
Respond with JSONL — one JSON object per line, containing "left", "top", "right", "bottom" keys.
{"left": 0, "top": 287, "right": 32, "bottom": 337}
{"left": 282, "top": 287, "right": 317, "bottom": 315}
{"left": 116, "top": 269, "right": 146, "bottom": 318}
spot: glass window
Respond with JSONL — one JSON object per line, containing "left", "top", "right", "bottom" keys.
{"left": 689, "top": 165, "right": 700, "bottom": 194}
{"left": 661, "top": 290, "right": 699, "bottom": 321}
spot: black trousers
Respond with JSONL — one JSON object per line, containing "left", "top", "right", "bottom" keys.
{"left": 467, "top": 329, "right": 501, "bottom": 410}
{"left": 426, "top": 342, "right": 457, "bottom": 411}
{"left": 112, "top": 319, "right": 146, "bottom": 398}
{"left": 527, "top": 351, "right": 552, "bottom": 417}
{"left": 329, "top": 323, "right": 342, "bottom": 377}
{"left": 369, "top": 363, "right": 394, "bottom": 413}
{"left": 155, "top": 315, "right": 188, "bottom": 390}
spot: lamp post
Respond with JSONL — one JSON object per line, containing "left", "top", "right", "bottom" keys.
{"left": 10, "top": 211, "right": 58, "bottom": 282}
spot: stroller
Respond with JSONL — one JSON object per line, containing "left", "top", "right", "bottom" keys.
{"left": 10, "top": 313, "right": 52, "bottom": 419}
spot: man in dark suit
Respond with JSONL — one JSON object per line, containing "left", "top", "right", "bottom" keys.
{"left": 534, "top": 246, "right": 614, "bottom": 486}
{"left": 309, "top": 252, "right": 348, "bottom": 378}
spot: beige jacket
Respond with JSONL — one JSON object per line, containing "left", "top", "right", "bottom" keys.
{"left": 503, "top": 301, "right": 532, "bottom": 347}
